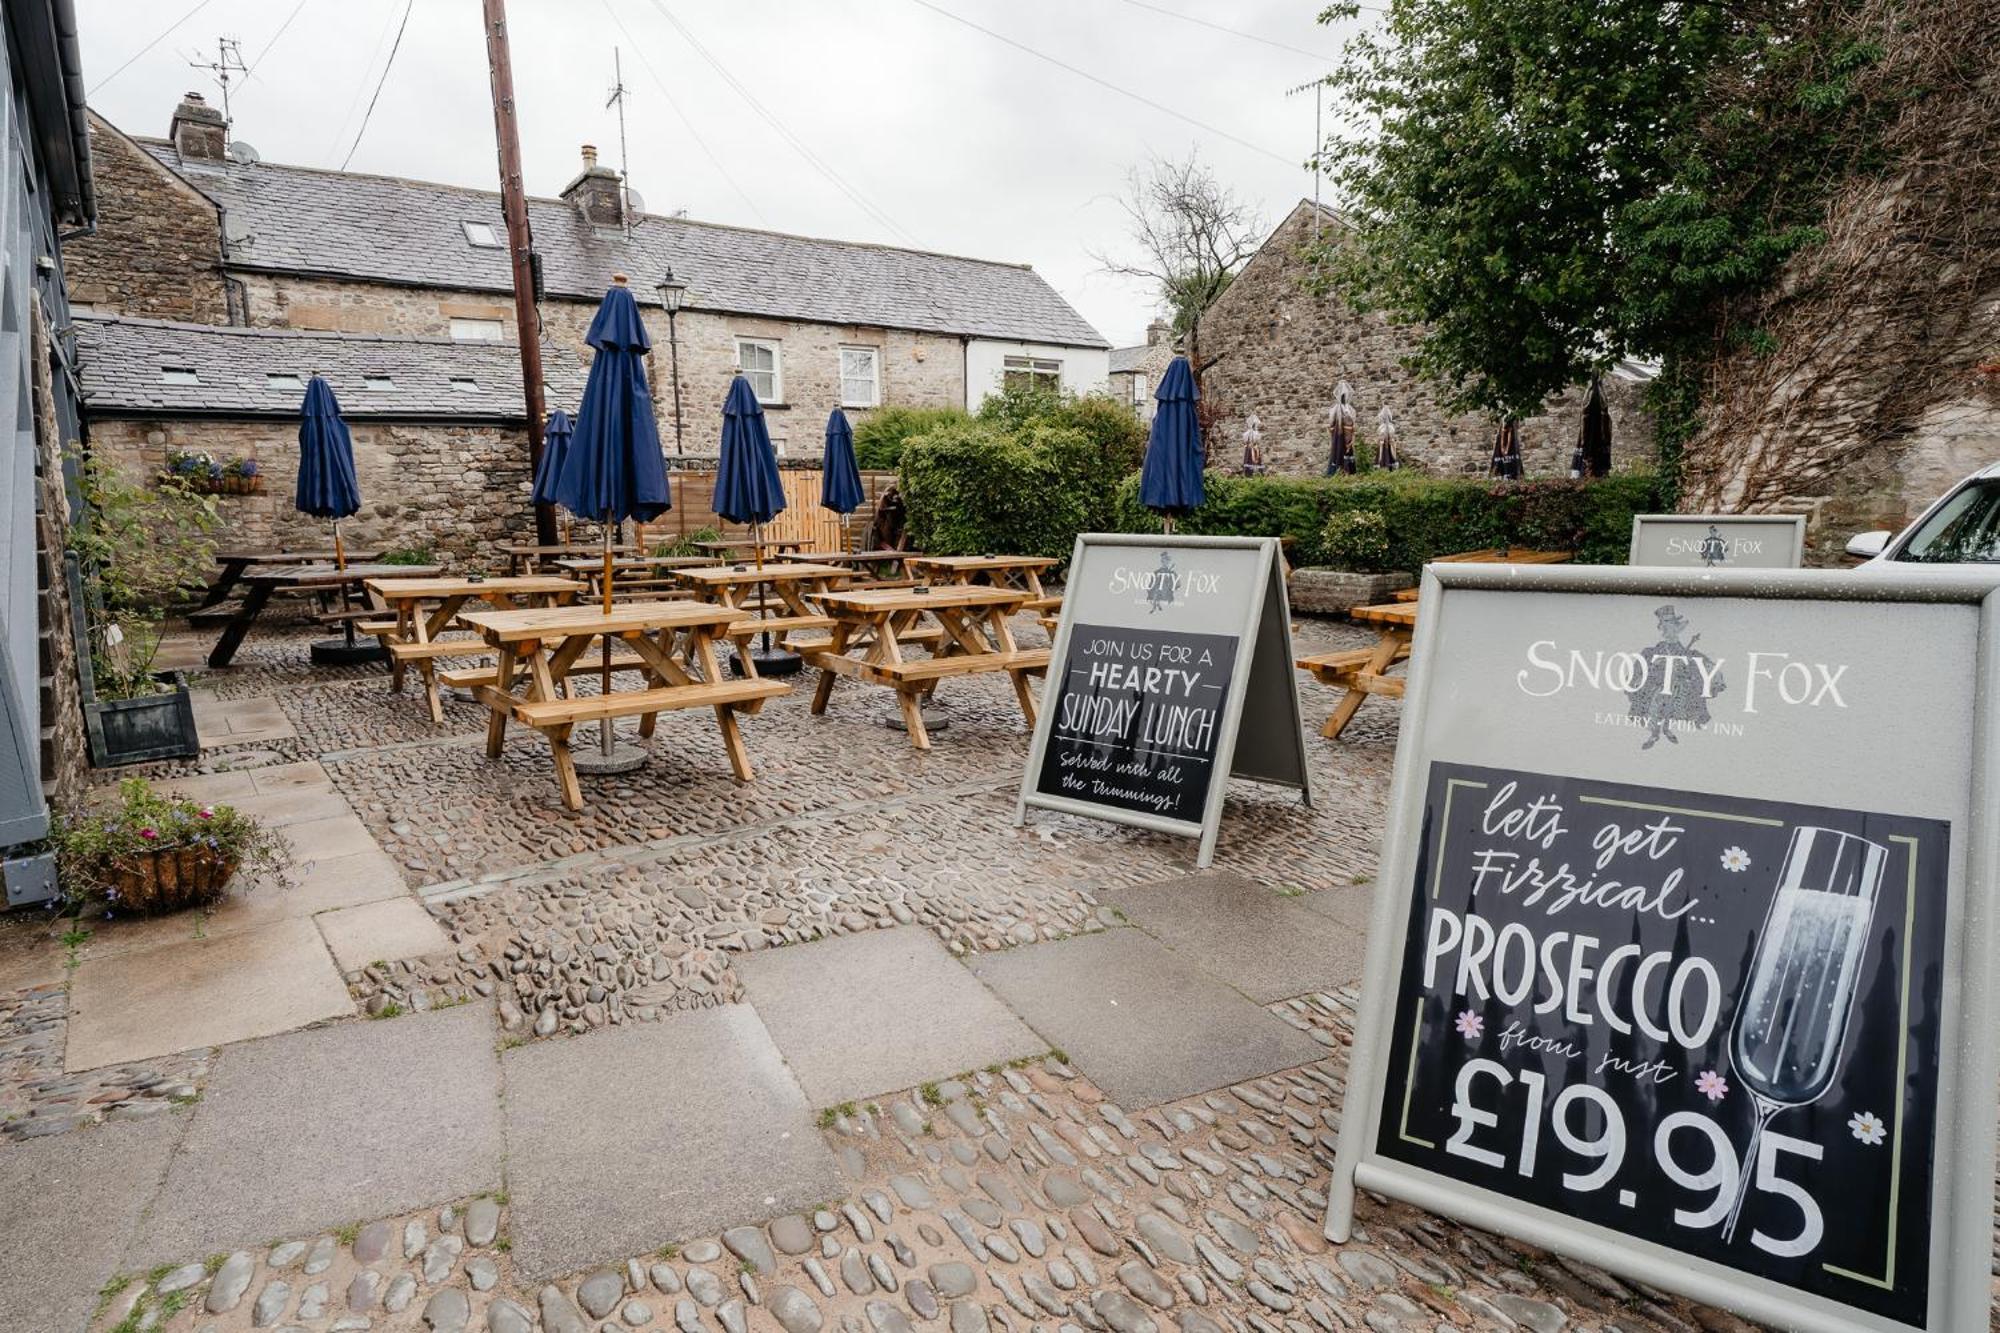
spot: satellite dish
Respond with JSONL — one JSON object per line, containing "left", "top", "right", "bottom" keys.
{"left": 229, "top": 140, "right": 261, "bottom": 164}
{"left": 624, "top": 187, "right": 646, "bottom": 214}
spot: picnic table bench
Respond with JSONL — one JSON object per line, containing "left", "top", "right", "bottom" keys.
{"left": 673, "top": 560, "right": 851, "bottom": 651}
{"left": 777, "top": 549, "right": 924, "bottom": 589}
{"left": 362, "top": 575, "right": 581, "bottom": 722}
{"left": 692, "top": 536, "right": 806, "bottom": 559}
{"left": 907, "top": 554, "right": 1062, "bottom": 614}
{"left": 457, "top": 601, "right": 789, "bottom": 811}
{"left": 553, "top": 553, "right": 713, "bottom": 602}
{"left": 498, "top": 542, "right": 636, "bottom": 577}
{"left": 1388, "top": 547, "right": 1573, "bottom": 600}
{"left": 207, "top": 561, "right": 441, "bottom": 668}
{"left": 802, "top": 585, "right": 1048, "bottom": 749}
{"left": 191, "top": 547, "right": 385, "bottom": 627}
{"left": 1297, "top": 600, "right": 1415, "bottom": 740}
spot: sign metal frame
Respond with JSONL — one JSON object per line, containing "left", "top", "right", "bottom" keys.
{"left": 1629, "top": 513, "right": 1808, "bottom": 568}
{"left": 1015, "top": 533, "right": 1313, "bottom": 867}
{"left": 1324, "top": 562, "right": 1999, "bottom": 1333}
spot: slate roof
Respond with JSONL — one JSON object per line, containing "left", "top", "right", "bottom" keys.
{"left": 1108, "top": 345, "right": 1149, "bottom": 374}
{"left": 74, "top": 314, "right": 588, "bottom": 421}
{"left": 137, "top": 139, "right": 1107, "bottom": 349}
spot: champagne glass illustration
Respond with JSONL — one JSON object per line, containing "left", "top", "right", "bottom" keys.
{"left": 1722, "top": 826, "right": 1887, "bottom": 1242}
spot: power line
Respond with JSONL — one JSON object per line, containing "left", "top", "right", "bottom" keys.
{"left": 326, "top": 0, "right": 404, "bottom": 161}
{"left": 338, "top": 0, "right": 414, "bottom": 170}
{"left": 598, "top": 0, "right": 771, "bottom": 227}
{"left": 637, "top": 0, "right": 922, "bottom": 248}
{"left": 1108, "top": 0, "right": 1337, "bottom": 60}
{"left": 907, "top": 0, "right": 1298, "bottom": 169}
{"left": 245, "top": 0, "right": 312, "bottom": 80}
{"left": 87, "top": 0, "right": 217, "bottom": 96}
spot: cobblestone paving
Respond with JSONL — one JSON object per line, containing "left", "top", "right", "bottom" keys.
{"left": 87, "top": 993, "right": 1796, "bottom": 1333}
{"left": 0, "top": 982, "right": 210, "bottom": 1142}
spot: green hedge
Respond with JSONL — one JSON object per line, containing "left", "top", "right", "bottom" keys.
{"left": 1111, "top": 471, "right": 1663, "bottom": 569}
{"left": 852, "top": 406, "right": 970, "bottom": 471}
{"left": 898, "top": 392, "right": 1147, "bottom": 560}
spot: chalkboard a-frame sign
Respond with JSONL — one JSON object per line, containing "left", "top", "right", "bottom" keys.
{"left": 1015, "top": 534, "right": 1312, "bottom": 867}
{"left": 1325, "top": 564, "right": 2000, "bottom": 1333}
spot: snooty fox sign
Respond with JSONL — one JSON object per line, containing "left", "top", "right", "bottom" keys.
{"left": 1327, "top": 564, "right": 2000, "bottom": 1333}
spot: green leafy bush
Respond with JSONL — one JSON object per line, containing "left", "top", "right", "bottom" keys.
{"left": 851, "top": 406, "right": 969, "bottom": 471}
{"left": 652, "top": 526, "right": 721, "bottom": 558}
{"left": 378, "top": 546, "right": 433, "bottom": 566}
{"left": 54, "top": 777, "right": 290, "bottom": 916}
{"left": 1321, "top": 511, "right": 1393, "bottom": 573}
{"left": 898, "top": 392, "right": 1148, "bottom": 560}
{"left": 1113, "top": 470, "right": 1662, "bottom": 569}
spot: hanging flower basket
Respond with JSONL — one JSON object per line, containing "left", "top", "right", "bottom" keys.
{"left": 52, "top": 778, "right": 290, "bottom": 917}
{"left": 103, "top": 846, "right": 241, "bottom": 914}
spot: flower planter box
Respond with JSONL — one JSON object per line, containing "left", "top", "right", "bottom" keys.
{"left": 166, "top": 474, "right": 264, "bottom": 496}
{"left": 99, "top": 846, "right": 239, "bottom": 914}
{"left": 1288, "top": 568, "right": 1415, "bottom": 616}
{"left": 83, "top": 672, "right": 199, "bottom": 767}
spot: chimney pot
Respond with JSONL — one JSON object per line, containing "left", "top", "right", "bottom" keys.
{"left": 581, "top": 144, "right": 598, "bottom": 168}
{"left": 169, "top": 90, "right": 228, "bottom": 163}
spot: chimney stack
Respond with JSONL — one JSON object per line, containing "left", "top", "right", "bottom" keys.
{"left": 169, "top": 91, "right": 228, "bottom": 163}
{"left": 562, "top": 143, "right": 624, "bottom": 228}
{"left": 1145, "top": 318, "right": 1171, "bottom": 347}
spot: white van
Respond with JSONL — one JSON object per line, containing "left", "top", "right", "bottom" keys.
{"left": 1846, "top": 462, "right": 2000, "bottom": 566}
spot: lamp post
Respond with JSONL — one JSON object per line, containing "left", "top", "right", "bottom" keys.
{"left": 657, "top": 268, "right": 687, "bottom": 455}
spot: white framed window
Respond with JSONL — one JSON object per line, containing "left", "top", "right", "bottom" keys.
{"left": 839, "top": 345, "right": 880, "bottom": 408}
{"left": 461, "top": 220, "right": 503, "bottom": 248}
{"left": 448, "top": 376, "right": 479, "bottom": 392}
{"left": 449, "top": 317, "right": 504, "bottom": 342}
{"left": 362, "top": 374, "right": 395, "bottom": 391}
{"left": 735, "top": 337, "right": 783, "bottom": 403}
{"left": 160, "top": 365, "right": 199, "bottom": 385}
{"left": 1002, "top": 355, "right": 1062, "bottom": 393}
{"left": 266, "top": 372, "right": 303, "bottom": 391}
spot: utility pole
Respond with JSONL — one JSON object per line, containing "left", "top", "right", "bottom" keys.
{"left": 189, "top": 37, "right": 247, "bottom": 136}
{"left": 607, "top": 48, "right": 634, "bottom": 240}
{"left": 480, "top": 0, "right": 556, "bottom": 544}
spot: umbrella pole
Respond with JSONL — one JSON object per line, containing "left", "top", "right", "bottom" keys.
{"left": 753, "top": 522, "right": 771, "bottom": 658}
{"left": 601, "top": 523, "right": 614, "bottom": 757}
{"left": 332, "top": 520, "right": 357, "bottom": 650}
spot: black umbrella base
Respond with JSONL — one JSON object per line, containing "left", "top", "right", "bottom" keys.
{"left": 885, "top": 703, "right": 951, "bottom": 733}
{"left": 572, "top": 741, "right": 647, "bottom": 776}
{"left": 734, "top": 646, "right": 803, "bottom": 678}
{"left": 310, "top": 636, "right": 388, "bottom": 666}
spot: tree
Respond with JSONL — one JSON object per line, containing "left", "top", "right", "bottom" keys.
{"left": 1309, "top": 0, "right": 1891, "bottom": 423}
{"left": 1095, "top": 151, "right": 1264, "bottom": 345}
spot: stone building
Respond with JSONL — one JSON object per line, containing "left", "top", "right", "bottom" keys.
{"left": 1193, "top": 200, "right": 1655, "bottom": 477}
{"left": 0, "top": 0, "right": 95, "bottom": 860}
{"left": 1106, "top": 319, "right": 1177, "bottom": 423}
{"left": 66, "top": 95, "right": 1110, "bottom": 551}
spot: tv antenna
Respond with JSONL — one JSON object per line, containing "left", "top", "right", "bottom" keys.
{"left": 190, "top": 36, "right": 249, "bottom": 136}
{"left": 606, "top": 47, "right": 635, "bottom": 239}
{"left": 1285, "top": 76, "right": 1327, "bottom": 242}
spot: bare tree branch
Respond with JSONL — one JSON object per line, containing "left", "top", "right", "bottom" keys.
{"left": 1089, "top": 150, "right": 1264, "bottom": 339}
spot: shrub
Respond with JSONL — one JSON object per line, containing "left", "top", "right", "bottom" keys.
{"left": 974, "top": 380, "right": 1069, "bottom": 435}
{"left": 652, "top": 526, "right": 721, "bottom": 558}
{"left": 378, "top": 546, "right": 434, "bottom": 566}
{"left": 1112, "top": 470, "right": 1663, "bottom": 570}
{"left": 1321, "top": 511, "right": 1394, "bottom": 573}
{"left": 851, "top": 406, "right": 968, "bottom": 471}
{"left": 900, "top": 422, "right": 1088, "bottom": 558}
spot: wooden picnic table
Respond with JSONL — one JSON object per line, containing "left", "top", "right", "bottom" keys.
{"left": 458, "top": 601, "right": 789, "bottom": 811}
{"left": 674, "top": 561, "right": 851, "bottom": 654}
{"left": 362, "top": 575, "right": 581, "bottom": 723}
{"left": 803, "top": 585, "right": 1050, "bottom": 750}
{"left": 777, "top": 549, "right": 924, "bottom": 588}
{"left": 1390, "top": 547, "right": 1573, "bottom": 600}
{"left": 1297, "top": 600, "right": 1416, "bottom": 741}
{"left": 553, "top": 553, "right": 714, "bottom": 602}
{"left": 907, "top": 554, "right": 1062, "bottom": 616}
{"left": 692, "top": 536, "right": 807, "bottom": 558}
{"left": 194, "top": 547, "right": 384, "bottom": 619}
{"left": 499, "top": 542, "right": 636, "bottom": 577}
{"left": 207, "top": 562, "right": 441, "bottom": 669}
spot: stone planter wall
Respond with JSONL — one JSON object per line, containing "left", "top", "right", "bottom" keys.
{"left": 1288, "top": 568, "right": 1414, "bottom": 616}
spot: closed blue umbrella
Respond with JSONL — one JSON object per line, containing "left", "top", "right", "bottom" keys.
{"left": 714, "top": 374, "right": 792, "bottom": 673}
{"left": 533, "top": 409, "right": 574, "bottom": 507}
{"left": 295, "top": 374, "right": 367, "bottom": 660}
{"left": 552, "top": 278, "right": 672, "bottom": 763}
{"left": 820, "top": 408, "right": 864, "bottom": 551}
{"left": 1138, "top": 356, "right": 1205, "bottom": 532}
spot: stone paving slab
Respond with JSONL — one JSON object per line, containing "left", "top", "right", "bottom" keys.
{"left": 0, "top": 1114, "right": 184, "bottom": 1333}
{"left": 66, "top": 917, "right": 354, "bottom": 1070}
{"left": 738, "top": 925, "right": 1044, "bottom": 1106}
{"left": 1303, "top": 880, "right": 1377, "bottom": 932}
{"left": 969, "top": 927, "right": 1325, "bottom": 1108}
{"left": 134, "top": 1001, "right": 502, "bottom": 1264}
{"left": 316, "top": 895, "right": 451, "bottom": 972}
{"left": 1107, "top": 868, "right": 1371, "bottom": 1002}
{"left": 501, "top": 1003, "right": 845, "bottom": 1280}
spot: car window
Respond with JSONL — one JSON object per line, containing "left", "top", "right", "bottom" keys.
{"left": 1897, "top": 480, "right": 2000, "bottom": 563}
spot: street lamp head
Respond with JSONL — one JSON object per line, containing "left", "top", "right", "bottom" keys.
{"left": 656, "top": 268, "right": 687, "bottom": 315}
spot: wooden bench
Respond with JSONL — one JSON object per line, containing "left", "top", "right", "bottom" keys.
{"left": 825, "top": 646, "right": 1051, "bottom": 685}
{"left": 437, "top": 653, "right": 650, "bottom": 690}
{"left": 505, "top": 677, "right": 786, "bottom": 727}
{"left": 1296, "top": 647, "right": 1388, "bottom": 685}
{"left": 725, "top": 612, "right": 837, "bottom": 640}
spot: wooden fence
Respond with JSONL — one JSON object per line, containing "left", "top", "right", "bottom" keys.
{"left": 632, "top": 469, "right": 897, "bottom": 551}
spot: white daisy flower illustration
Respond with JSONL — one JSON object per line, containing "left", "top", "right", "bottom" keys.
{"left": 1720, "top": 846, "right": 1751, "bottom": 873}
{"left": 1454, "top": 1009, "right": 1483, "bottom": 1040}
{"left": 1848, "top": 1111, "right": 1886, "bottom": 1146}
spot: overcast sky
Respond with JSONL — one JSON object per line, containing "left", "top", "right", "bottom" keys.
{"left": 77, "top": 0, "right": 1370, "bottom": 348}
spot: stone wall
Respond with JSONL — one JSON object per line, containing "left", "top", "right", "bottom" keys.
{"left": 30, "top": 300, "right": 86, "bottom": 811}
{"left": 87, "top": 417, "right": 538, "bottom": 566}
{"left": 1678, "top": 55, "right": 2000, "bottom": 558}
{"left": 1194, "top": 201, "right": 1656, "bottom": 478}
{"left": 63, "top": 115, "right": 229, "bottom": 324}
